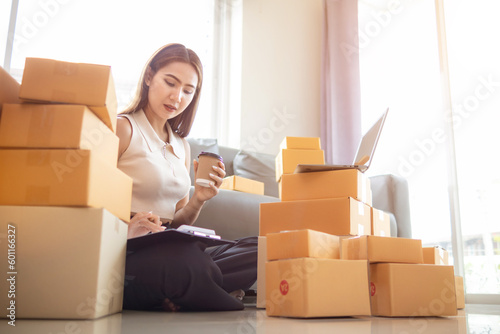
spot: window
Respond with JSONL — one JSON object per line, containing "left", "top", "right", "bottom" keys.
{"left": 4, "top": 0, "right": 230, "bottom": 140}
{"left": 359, "top": 0, "right": 500, "bottom": 300}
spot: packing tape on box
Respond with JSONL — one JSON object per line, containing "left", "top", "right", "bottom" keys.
{"left": 26, "top": 185, "right": 51, "bottom": 203}
{"left": 28, "top": 107, "right": 55, "bottom": 144}
{"left": 358, "top": 224, "right": 365, "bottom": 235}
{"left": 344, "top": 237, "right": 363, "bottom": 260}
{"left": 54, "top": 61, "right": 79, "bottom": 76}
{"left": 358, "top": 202, "right": 364, "bottom": 216}
{"left": 361, "top": 173, "right": 367, "bottom": 202}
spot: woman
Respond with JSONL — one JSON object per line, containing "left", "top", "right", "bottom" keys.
{"left": 116, "top": 43, "right": 257, "bottom": 311}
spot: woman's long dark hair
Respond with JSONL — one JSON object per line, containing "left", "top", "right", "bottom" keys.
{"left": 121, "top": 43, "right": 203, "bottom": 137}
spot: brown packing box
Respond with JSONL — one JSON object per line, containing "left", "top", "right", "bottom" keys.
{"left": 455, "top": 276, "right": 465, "bottom": 309}
{"left": 256, "top": 236, "right": 267, "bottom": 309}
{"left": 260, "top": 197, "right": 371, "bottom": 237}
{"left": 280, "top": 169, "right": 372, "bottom": 205}
{"left": 267, "top": 229, "right": 340, "bottom": 261}
{"left": 369, "top": 263, "right": 457, "bottom": 317}
{"left": 266, "top": 258, "right": 371, "bottom": 318}
{"left": 275, "top": 148, "right": 324, "bottom": 182}
{"left": 0, "top": 149, "right": 132, "bottom": 221}
{"left": 0, "top": 104, "right": 119, "bottom": 166}
{"left": 279, "top": 136, "right": 321, "bottom": 150}
{"left": 342, "top": 235, "right": 423, "bottom": 264}
{"left": 220, "top": 175, "right": 265, "bottom": 195}
{"left": 0, "top": 206, "right": 127, "bottom": 319}
{"left": 371, "top": 207, "right": 391, "bottom": 237}
{"left": 19, "top": 58, "right": 117, "bottom": 132}
{"left": 423, "top": 246, "right": 449, "bottom": 265}
{"left": 0, "top": 67, "right": 20, "bottom": 114}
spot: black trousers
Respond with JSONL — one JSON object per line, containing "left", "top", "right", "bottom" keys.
{"left": 122, "top": 236, "right": 257, "bottom": 311}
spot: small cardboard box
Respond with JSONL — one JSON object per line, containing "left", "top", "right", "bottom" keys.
{"left": 455, "top": 276, "right": 465, "bottom": 309}
{"left": 267, "top": 229, "right": 340, "bottom": 261}
{"left": 0, "top": 67, "right": 20, "bottom": 113}
{"left": 266, "top": 258, "right": 371, "bottom": 318}
{"left": 275, "top": 148, "right": 324, "bottom": 182}
{"left": 256, "top": 236, "right": 267, "bottom": 309}
{"left": 220, "top": 175, "right": 264, "bottom": 195}
{"left": 423, "top": 246, "right": 449, "bottom": 265}
{"left": 279, "top": 136, "right": 321, "bottom": 150}
{"left": 0, "top": 206, "right": 128, "bottom": 319}
{"left": 0, "top": 149, "right": 132, "bottom": 221}
{"left": 280, "top": 169, "right": 372, "bottom": 205}
{"left": 369, "top": 263, "right": 457, "bottom": 317}
{"left": 260, "top": 197, "right": 371, "bottom": 237}
{"left": 19, "top": 58, "right": 117, "bottom": 132}
{"left": 342, "top": 235, "right": 424, "bottom": 264}
{"left": 371, "top": 207, "right": 391, "bottom": 237}
{"left": 0, "top": 104, "right": 119, "bottom": 166}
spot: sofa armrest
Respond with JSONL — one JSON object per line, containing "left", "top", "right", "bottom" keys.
{"left": 189, "top": 187, "right": 280, "bottom": 240}
{"left": 369, "top": 174, "right": 412, "bottom": 238}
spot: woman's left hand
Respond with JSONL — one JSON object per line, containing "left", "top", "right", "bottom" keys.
{"left": 192, "top": 159, "right": 226, "bottom": 202}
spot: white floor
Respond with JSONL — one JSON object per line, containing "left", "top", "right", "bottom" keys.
{"left": 2, "top": 304, "right": 499, "bottom": 333}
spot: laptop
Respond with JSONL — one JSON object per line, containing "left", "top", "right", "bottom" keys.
{"left": 294, "top": 107, "right": 389, "bottom": 174}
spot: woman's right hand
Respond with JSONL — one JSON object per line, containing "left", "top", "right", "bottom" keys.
{"left": 127, "top": 211, "right": 165, "bottom": 239}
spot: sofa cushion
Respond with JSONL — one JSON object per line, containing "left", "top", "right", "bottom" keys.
{"left": 186, "top": 138, "right": 219, "bottom": 185}
{"left": 233, "top": 150, "right": 279, "bottom": 198}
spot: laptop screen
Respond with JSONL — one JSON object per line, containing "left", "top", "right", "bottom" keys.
{"left": 353, "top": 108, "right": 389, "bottom": 165}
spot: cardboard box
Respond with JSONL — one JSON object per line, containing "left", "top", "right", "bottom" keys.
{"left": 19, "top": 58, "right": 117, "bottom": 132}
{"left": 0, "top": 149, "right": 132, "bottom": 221}
{"left": 371, "top": 207, "right": 391, "bottom": 237}
{"left": 275, "top": 148, "right": 324, "bottom": 182}
{"left": 267, "top": 229, "right": 340, "bottom": 261}
{"left": 0, "top": 67, "right": 20, "bottom": 114}
{"left": 0, "top": 206, "right": 128, "bottom": 319}
{"left": 455, "top": 276, "right": 465, "bottom": 309}
{"left": 280, "top": 169, "right": 372, "bottom": 205}
{"left": 279, "top": 136, "right": 321, "bottom": 150}
{"left": 260, "top": 197, "right": 371, "bottom": 237}
{"left": 342, "top": 235, "right": 424, "bottom": 264}
{"left": 220, "top": 175, "right": 264, "bottom": 195}
{"left": 256, "top": 236, "right": 267, "bottom": 309}
{"left": 266, "top": 258, "right": 371, "bottom": 318}
{"left": 0, "top": 104, "right": 119, "bottom": 166}
{"left": 369, "top": 263, "right": 457, "bottom": 317}
{"left": 423, "top": 246, "right": 449, "bottom": 265}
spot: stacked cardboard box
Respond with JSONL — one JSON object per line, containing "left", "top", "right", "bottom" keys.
{"left": 342, "top": 236, "right": 457, "bottom": 317}
{"left": 265, "top": 229, "right": 371, "bottom": 318}
{"left": 258, "top": 136, "right": 462, "bottom": 318}
{"left": 0, "top": 58, "right": 132, "bottom": 319}
{"left": 275, "top": 136, "right": 324, "bottom": 182}
{"left": 259, "top": 137, "right": 376, "bottom": 313}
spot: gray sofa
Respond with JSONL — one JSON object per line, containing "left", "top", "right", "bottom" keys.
{"left": 187, "top": 138, "right": 412, "bottom": 240}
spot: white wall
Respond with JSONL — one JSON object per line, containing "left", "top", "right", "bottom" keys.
{"left": 240, "top": 0, "right": 323, "bottom": 155}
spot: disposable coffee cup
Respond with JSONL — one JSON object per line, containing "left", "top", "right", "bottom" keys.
{"left": 196, "top": 152, "right": 223, "bottom": 187}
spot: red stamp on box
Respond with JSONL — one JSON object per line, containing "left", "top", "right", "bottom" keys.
{"left": 370, "top": 282, "right": 376, "bottom": 296}
{"left": 280, "top": 280, "right": 289, "bottom": 295}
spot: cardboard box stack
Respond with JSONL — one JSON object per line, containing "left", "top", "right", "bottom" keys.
{"left": 342, "top": 236, "right": 457, "bottom": 317}
{"left": 259, "top": 136, "right": 462, "bottom": 318}
{"left": 0, "top": 59, "right": 132, "bottom": 319}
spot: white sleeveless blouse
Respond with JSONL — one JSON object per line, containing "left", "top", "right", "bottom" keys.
{"left": 117, "top": 109, "right": 191, "bottom": 220}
